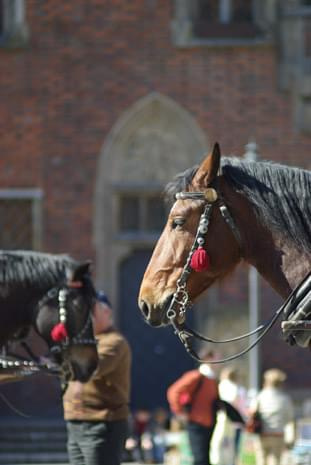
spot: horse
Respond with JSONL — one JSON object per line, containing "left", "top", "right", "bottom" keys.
{"left": 0, "top": 250, "right": 98, "bottom": 383}
{"left": 138, "top": 143, "right": 311, "bottom": 357}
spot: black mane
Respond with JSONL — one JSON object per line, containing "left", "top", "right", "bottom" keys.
{"left": 0, "top": 250, "right": 78, "bottom": 294}
{"left": 166, "top": 157, "right": 311, "bottom": 253}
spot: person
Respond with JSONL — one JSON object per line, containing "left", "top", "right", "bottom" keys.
{"left": 250, "top": 368, "right": 295, "bottom": 465}
{"left": 147, "top": 407, "right": 170, "bottom": 463}
{"left": 211, "top": 366, "right": 248, "bottom": 465}
{"left": 125, "top": 407, "right": 169, "bottom": 463}
{"left": 63, "top": 290, "right": 131, "bottom": 465}
{"left": 166, "top": 350, "right": 219, "bottom": 465}
{"left": 129, "top": 408, "right": 153, "bottom": 463}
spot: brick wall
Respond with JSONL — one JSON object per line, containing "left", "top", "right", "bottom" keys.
{"left": 0, "top": 1, "right": 310, "bottom": 393}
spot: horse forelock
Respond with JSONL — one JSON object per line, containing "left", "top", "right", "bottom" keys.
{"left": 221, "top": 157, "right": 311, "bottom": 253}
{"left": 164, "top": 165, "right": 199, "bottom": 204}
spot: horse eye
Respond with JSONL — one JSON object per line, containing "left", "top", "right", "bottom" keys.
{"left": 172, "top": 217, "right": 186, "bottom": 229}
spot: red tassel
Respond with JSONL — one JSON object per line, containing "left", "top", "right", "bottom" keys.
{"left": 51, "top": 323, "right": 68, "bottom": 342}
{"left": 190, "top": 247, "right": 210, "bottom": 272}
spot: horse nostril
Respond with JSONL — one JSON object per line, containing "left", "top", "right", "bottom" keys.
{"left": 139, "top": 300, "right": 150, "bottom": 320}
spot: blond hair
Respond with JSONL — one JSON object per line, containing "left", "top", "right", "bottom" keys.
{"left": 263, "top": 368, "right": 287, "bottom": 388}
{"left": 220, "top": 366, "right": 239, "bottom": 382}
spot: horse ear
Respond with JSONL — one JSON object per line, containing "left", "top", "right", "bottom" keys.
{"left": 67, "top": 261, "right": 92, "bottom": 284}
{"left": 192, "top": 142, "right": 221, "bottom": 188}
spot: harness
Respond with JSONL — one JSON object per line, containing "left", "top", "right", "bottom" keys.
{"left": 168, "top": 188, "right": 311, "bottom": 363}
{"left": 49, "top": 287, "right": 97, "bottom": 353}
{"left": 0, "top": 286, "right": 97, "bottom": 379}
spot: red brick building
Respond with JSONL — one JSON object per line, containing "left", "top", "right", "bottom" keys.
{"left": 0, "top": 0, "right": 310, "bottom": 417}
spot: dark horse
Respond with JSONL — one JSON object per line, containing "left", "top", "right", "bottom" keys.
{"left": 139, "top": 143, "right": 311, "bottom": 354}
{"left": 0, "top": 250, "right": 98, "bottom": 382}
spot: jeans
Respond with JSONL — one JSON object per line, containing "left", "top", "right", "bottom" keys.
{"left": 66, "top": 419, "right": 128, "bottom": 465}
{"left": 187, "top": 421, "right": 215, "bottom": 465}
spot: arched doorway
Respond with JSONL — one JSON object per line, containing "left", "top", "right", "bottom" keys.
{"left": 94, "top": 92, "right": 208, "bottom": 300}
{"left": 94, "top": 92, "right": 208, "bottom": 410}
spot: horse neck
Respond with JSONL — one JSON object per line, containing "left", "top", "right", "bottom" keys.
{"left": 252, "top": 233, "right": 311, "bottom": 297}
{"left": 0, "top": 285, "right": 47, "bottom": 345}
{"left": 237, "top": 198, "right": 311, "bottom": 298}
{"left": 0, "top": 266, "right": 66, "bottom": 346}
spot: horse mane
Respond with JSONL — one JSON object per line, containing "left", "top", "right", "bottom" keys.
{"left": 165, "top": 157, "right": 311, "bottom": 253}
{"left": 222, "top": 157, "right": 311, "bottom": 253}
{"left": 0, "top": 250, "right": 78, "bottom": 293}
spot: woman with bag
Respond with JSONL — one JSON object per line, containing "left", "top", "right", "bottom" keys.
{"left": 211, "top": 366, "right": 247, "bottom": 465}
{"left": 249, "top": 368, "right": 295, "bottom": 465}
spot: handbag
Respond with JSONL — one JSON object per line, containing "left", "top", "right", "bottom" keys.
{"left": 245, "top": 410, "right": 262, "bottom": 434}
{"left": 215, "top": 399, "right": 245, "bottom": 424}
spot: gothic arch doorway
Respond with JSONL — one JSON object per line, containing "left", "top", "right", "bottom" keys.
{"left": 94, "top": 92, "right": 207, "bottom": 296}
{"left": 94, "top": 92, "right": 207, "bottom": 407}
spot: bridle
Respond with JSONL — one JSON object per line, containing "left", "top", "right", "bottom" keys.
{"left": 49, "top": 287, "right": 97, "bottom": 355}
{"left": 166, "top": 188, "right": 242, "bottom": 326}
{"left": 167, "top": 188, "right": 311, "bottom": 363}
{"left": 0, "top": 285, "right": 97, "bottom": 380}
{"left": 47, "top": 286, "right": 98, "bottom": 385}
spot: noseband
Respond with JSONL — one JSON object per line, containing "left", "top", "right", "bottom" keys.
{"left": 167, "top": 188, "right": 311, "bottom": 363}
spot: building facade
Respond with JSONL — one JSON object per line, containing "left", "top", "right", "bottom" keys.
{"left": 0, "top": 0, "right": 310, "bottom": 415}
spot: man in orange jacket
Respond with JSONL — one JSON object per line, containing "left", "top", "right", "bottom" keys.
{"left": 167, "top": 351, "right": 218, "bottom": 465}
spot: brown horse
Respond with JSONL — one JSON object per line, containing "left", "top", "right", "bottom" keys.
{"left": 138, "top": 143, "right": 311, "bottom": 353}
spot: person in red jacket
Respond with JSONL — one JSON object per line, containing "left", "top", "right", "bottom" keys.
{"left": 167, "top": 350, "right": 219, "bottom": 465}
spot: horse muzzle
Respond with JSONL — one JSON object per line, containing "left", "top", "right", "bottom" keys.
{"left": 64, "top": 358, "right": 98, "bottom": 383}
{"left": 139, "top": 295, "right": 174, "bottom": 327}
{"left": 60, "top": 345, "right": 99, "bottom": 382}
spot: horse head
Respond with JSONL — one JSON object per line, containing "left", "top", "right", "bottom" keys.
{"left": 35, "top": 261, "right": 98, "bottom": 382}
{"left": 139, "top": 143, "right": 243, "bottom": 327}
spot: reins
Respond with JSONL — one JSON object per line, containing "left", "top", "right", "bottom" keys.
{"left": 0, "top": 353, "right": 59, "bottom": 376}
{"left": 0, "top": 349, "right": 60, "bottom": 418}
{"left": 167, "top": 188, "right": 311, "bottom": 363}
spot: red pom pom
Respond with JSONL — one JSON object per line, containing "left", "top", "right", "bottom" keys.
{"left": 51, "top": 323, "right": 68, "bottom": 342}
{"left": 190, "top": 247, "right": 210, "bottom": 272}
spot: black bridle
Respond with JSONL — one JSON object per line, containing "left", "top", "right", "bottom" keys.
{"left": 48, "top": 286, "right": 97, "bottom": 386}
{"left": 167, "top": 188, "right": 311, "bottom": 363}
{"left": 0, "top": 286, "right": 97, "bottom": 379}
{"left": 49, "top": 287, "right": 97, "bottom": 354}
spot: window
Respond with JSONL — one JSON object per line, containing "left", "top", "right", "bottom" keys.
{"left": 119, "top": 196, "right": 140, "bottom": 233}
{"left": 0, "top": 189, "right": 43, "bottom": 249}
{"left": 0, "top": 0, "right": 29, "bottom": 47}
{"left": 118, "top": 193, "right": 166, "bottom": 236}
{"left": 195, "top": 0, "right": 260, "bottom": 39}
{"left": 172, "top": 0, "right": 268, "bottom": 46}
